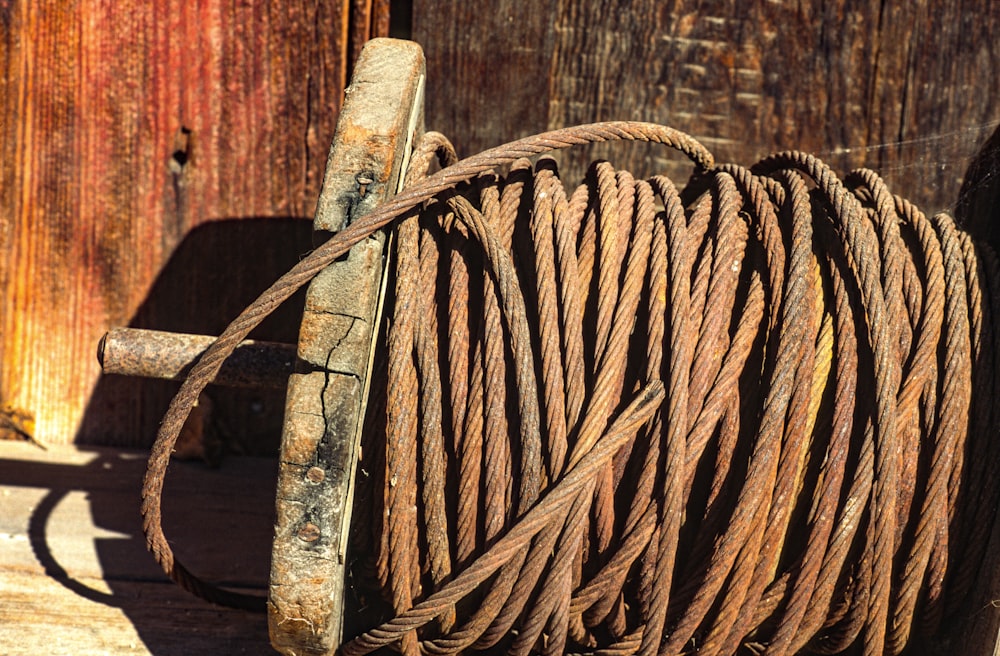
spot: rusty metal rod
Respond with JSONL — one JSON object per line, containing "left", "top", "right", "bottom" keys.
{"left": 97, "top": 327, "right": 296, "bottom": 389}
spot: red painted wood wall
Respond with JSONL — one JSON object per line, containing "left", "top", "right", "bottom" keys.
{"left": 1, "top": 1, "right": 387, "bottom": 447}
{"left": 2, "top": 0, "right": 998, "bottom": 448}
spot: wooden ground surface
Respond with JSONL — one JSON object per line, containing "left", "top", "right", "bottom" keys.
{"left": 0, "top": 441, "right": 277, "bottom": 655}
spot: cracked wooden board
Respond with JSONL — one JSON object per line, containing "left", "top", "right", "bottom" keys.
{"left": 268, "top": 38, "right": 425, "bottom": 656}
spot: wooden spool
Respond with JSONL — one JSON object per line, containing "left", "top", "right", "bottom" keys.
{"left": 95, "top": 37, "right": 1000, "bottom": 656}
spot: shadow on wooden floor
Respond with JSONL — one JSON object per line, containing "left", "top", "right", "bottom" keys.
{"left": 1, "top": 443, "right": 276, "bottom": 654}
{"left": 14, "top": 216, "right": 318, "bottom": 653}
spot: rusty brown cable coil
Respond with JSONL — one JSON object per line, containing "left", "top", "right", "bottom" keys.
{"left": 140, "top": 122, "right": 1000, "bottom": 655}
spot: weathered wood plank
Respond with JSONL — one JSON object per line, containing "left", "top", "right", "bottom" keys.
{"left": 268, "top": 38, "right": 424, "bottom": 656}
{"left": 0, "top": 441, "right": 275, "bottom": 655}
{"left": 0, "top": 1, "right": 352, "bottom": 447}
{"left": 412, "top": 0, "right": 557, "bottom": 160}
{"left": 413, "top": 0, "right": 1000, "bottom": 214}
{"left": 2, "top": 571, "right": 271, "bottom": 656}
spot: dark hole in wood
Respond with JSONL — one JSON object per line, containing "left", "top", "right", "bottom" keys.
{"left": 171, "top": 126, "right": 193, "bottom": 168}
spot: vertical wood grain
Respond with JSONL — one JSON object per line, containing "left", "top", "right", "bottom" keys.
{"left": 0, "top": 1, "right": 353, "bottom": 445}
{"left": 414, "top": 0, "right": 1000, "bottom": 213}
{"left": 413, "top": 0, "right": 557, "bottom": 158}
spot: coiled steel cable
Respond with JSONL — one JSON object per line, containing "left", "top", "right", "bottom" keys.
{"left": 140, "top": 122, "right": 1000, "bottom": 655}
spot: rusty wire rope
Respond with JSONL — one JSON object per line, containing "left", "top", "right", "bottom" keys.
{"left": 141, "top": 122, "right": 1000, "bottom": 655}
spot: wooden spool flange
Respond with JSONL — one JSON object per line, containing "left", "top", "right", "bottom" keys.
{"left": 267, "top": 38, "right": 424, "bottom": 655}
{"left": 95, "top": 36, "right": 1000, "bottom": 656}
